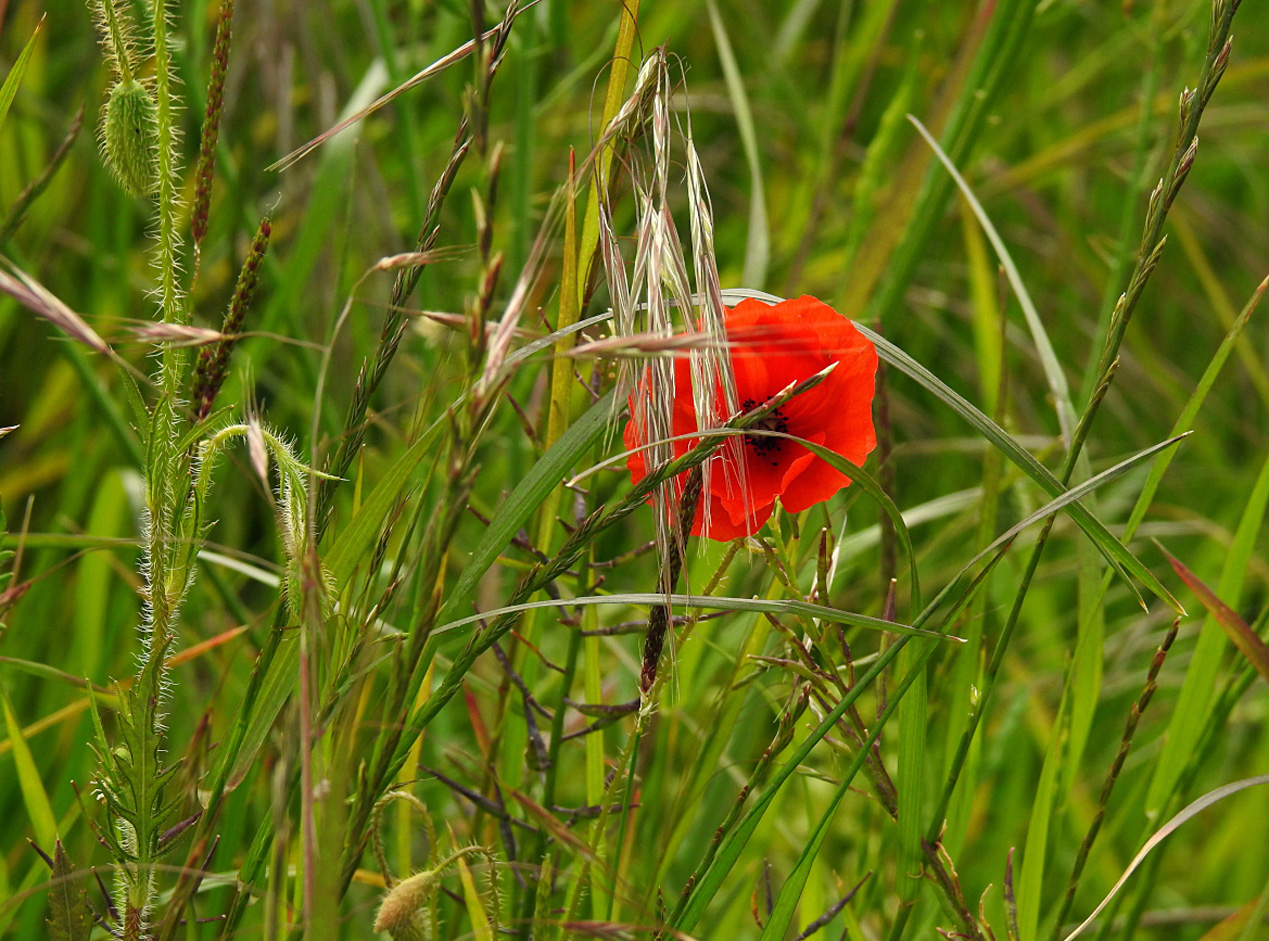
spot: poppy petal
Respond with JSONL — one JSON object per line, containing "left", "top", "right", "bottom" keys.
{"left": 623, "top": 295, "right": 878, "bottom": 541}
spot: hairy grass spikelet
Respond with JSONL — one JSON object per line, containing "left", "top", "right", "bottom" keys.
{"left": 101, "top": 79, "right": 159, "bottom": 197}
{"left": 372, "top": 844, "right": 492, "bottom": 941}
{"left": 373, "top": 869, "right": 440, "bottom": 941}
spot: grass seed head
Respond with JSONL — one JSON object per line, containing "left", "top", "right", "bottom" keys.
{"left": 374, "top": 869, "right": 440, "bottom": 940}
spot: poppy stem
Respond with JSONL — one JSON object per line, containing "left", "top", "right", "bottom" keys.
{"left": 640, "top": 466, "right": 703, "bottom": 694}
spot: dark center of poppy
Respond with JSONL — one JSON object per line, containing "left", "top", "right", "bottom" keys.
{"left": 742, "top": 398, "right": 789, "bottom": 466}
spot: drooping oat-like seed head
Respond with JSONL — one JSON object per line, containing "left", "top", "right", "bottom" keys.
{"left": 597, "top": 47, "right": 738, "bottom": 547}
{"left": 684, "top": 119, "right": 743, "bottom": 537}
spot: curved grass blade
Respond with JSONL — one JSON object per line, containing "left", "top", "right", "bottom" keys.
{"left": 706, "top": 0, "right": 768, "bottom": 287}
{"left": 1146, "top": 448, "right": 1269, "bottom": 814}
{"left": 772, "top": 436, "right": 921, "bottom": 611}
{"left": 437, "top": 390, "right": 615, "bottom": 626}
{"left": 856, "top": 322, "right": 1180, "bottom": 613}
{"left": 0, "top": 683, "right": 57, "bottom": 850}
{"left": 436, "top": 593, "right": 949, "bottom": 641}
{"left": 909, "top": 114, "right": 1075, "bottom": 445}
{"left": 1122, "top": 275, "right": 1266, "bottom": 545}
{"left": 219, "top": 632, "right": 299, "bottom": 792}
{"left": 1160, "top": 544, "right": 1269, "bottom": 684}
{"left": 0, "top": 657, "right": 108, "bottom": 693}
{"left": 965, "top": 435, "right": 1187, "bottom": 573}
{"left": 0, "top": 15, "right": 43, "bottom": 129}
{"left": 0, "top": 105, "right": 83, "bottom": 247}
{"left": 1062, "top": 774, "right": 1269, "bottom": 941}
{"left": 323, "top": 415, "right": 447, "bottom": 583}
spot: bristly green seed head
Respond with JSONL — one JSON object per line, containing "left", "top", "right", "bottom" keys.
{"left": 101, "top": 79, "right": 158, "bottom": 197}
{"left": 374, "top": 869, "right": 439, "bottom": 941}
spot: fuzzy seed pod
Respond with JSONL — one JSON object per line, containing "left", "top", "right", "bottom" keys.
{"left": 101, "top": 79, "right": 159, "bottom": 197}
{"left": 374, "top": 869, "right": 439, "bottom": 941}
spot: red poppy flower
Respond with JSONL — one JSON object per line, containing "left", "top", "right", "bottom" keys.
{"left": 624, "top": 295, "right": 878, "bottom": 541}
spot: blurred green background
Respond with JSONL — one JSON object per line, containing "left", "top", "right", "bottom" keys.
{"left": 2, "top": 0, "right": 1268, "bottom": 938}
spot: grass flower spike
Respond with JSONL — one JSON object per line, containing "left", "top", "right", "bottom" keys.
{"left": 625, "top": 295, "right": 878, "bottom": 540}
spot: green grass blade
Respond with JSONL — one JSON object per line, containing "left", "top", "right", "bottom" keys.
{"left": 74, "top": 470, "right": 130, "bottom": 681}
{"left": 1162, "top": 545, "right": 1269, "bottom": 684}
{"left": 536, "top": 146, "right": 581, "bottom": 561}
{"left": 1171, "top": 217, "right": 1269, "bottom": 409}
{"left": 573, "top": 0, "right": 640, "bottom": 310}
{"left": 438, "top": 593, "right": 947, "bottom": 640}
{"left": 363, "top": 0, "right": 426, "bottom": 222}
{"left": 1123, "top": 275, "right": 1267, "bottom": 545}
{"left": 857, "top": 323, "right": 1180, "bottom": 613}
{"left": 894, "top": 633, "right": 929, "bottom": 919}
{"left": 705, "top": 0, "right": 768, "bottom": 287}
{"left": 1061, "top": 277, "right": 1266, "bottom": 813}
{"left": 437, "top": 389, "right": 615, "bottom": 625}
{"left": 841, "top": 26, "right": 919, "bottom": 274}
{"left": 909, "top": 114, "right": 1075, "bottom": 445}
{"left": 456, "top": 856, "right": 494, "bottom": 941}
{"left": 1063, "top": 774, "right": 1269, "bottom": 941}
{"left": 1016, "top": 695, "right": 1068, "bottom": 941}
{"left": 0, "top": 657, "right": 103, "bottom": 693}
{"left": 0, "top": 15, "right": 42, "bottom": 129}
{"left": 323, "top": 416, "right": 447, "bottom": 582}
{"left": 960, "top": 196, "right": 1002, "bottom": 413}
{"left": 0, "top": 105, "right": 83, "bottom": 248}
{"left": 262, "top": 64, "right": 385, "bottom": 338}
{"left": 849, "top": 0, "right": 1034, "bottom": 324}
{"left": 783, "top": 438, "right": 920, "bottom": 611}
{"left": 1146, "top": 448, "right": 1269, "bottom": 815}
{"left": 970, "top": 435, "right": 1188, "bottom": 569}
{"left": 0, "top": 682, "right": 57, "bottom": 850}
{"left": 217, "top": 631, "right": 299, "bottom": 792}
{"left": 1062, "top": 537, "right": 1105, "bottom": 804}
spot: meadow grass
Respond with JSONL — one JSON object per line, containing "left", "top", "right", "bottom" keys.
{"left": 0, "top": 1, "right": 1267, "bottom": 939}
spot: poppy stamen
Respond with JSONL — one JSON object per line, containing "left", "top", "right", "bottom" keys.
{"left": 742, "top": 398, "right": 789, "bottom": 465}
